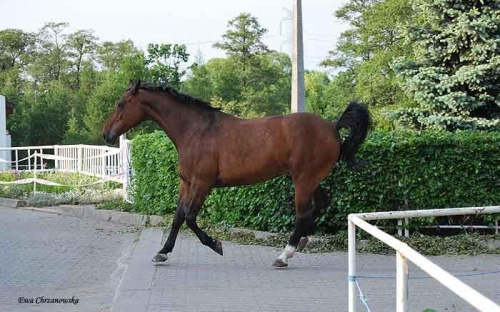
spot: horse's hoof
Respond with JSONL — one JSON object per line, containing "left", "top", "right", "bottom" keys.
{"left": 214, "top": 240, "right": 223, "bottom": 256}
{"left": 152, "top": 253, "right": 168, "bottom": 263}
{"left": 298, "top": 237, "right": 309, "bottom": 249}
{"left": 272, "top": 259, "right": 288, "bottom": 268}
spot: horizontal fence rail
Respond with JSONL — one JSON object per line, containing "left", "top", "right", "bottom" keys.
{"left": 348, "top": 206, "right": 500, "bottom": 312}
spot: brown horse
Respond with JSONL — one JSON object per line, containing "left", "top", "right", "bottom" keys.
{"left": 103, "top": 80, "right": 370, "bottom": 267}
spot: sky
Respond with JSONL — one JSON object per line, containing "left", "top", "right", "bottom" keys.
{"left": 0, "top": 0, "right": 349, "bottom": 71}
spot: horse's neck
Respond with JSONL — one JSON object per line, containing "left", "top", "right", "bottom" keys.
{"left": 145, "top": 94, "right": 214, "bottom": 149}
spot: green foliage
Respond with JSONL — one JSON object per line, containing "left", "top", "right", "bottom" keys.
{"left": 305, "top": 71, "right": 331, "bottom": 115}
{"left": 184, "top": 52, "right": 291, "bottom": 118}
{"left": 130, "top": 131, "right": 180, "bottom": 215}
{"left": 97, "top": 40, "right": 140, "bottom": 71}
{"left": 131, "top": 130, "right": 500, "bottom": 234}
{"left": 14, "top": 80, "right": 72, "bottom": 145}
{"left": 83, "top": 74, "right": 130, "bottom": 143}
{"left": 0, "top": 28, "right": 33, "bottom": 71}
{"left": 392, "top": 0, "right": 500, "bottom": 130}
{"left": 213, "top": 13, "right": 269, "bottom": 59}
{"left": 97, "top": 199, "right": 135, "bottom": 212}
{"left": 65, "top": 29, "right": 98, "bottom": 89}
{"left": 322, "top": 0, "right": 417, "bottom": 110}
{"left": 183, "top": 12, "right": 292, "bottom": 118}
{"left": 146, "top": 43, "right": 189, "bottom": 88}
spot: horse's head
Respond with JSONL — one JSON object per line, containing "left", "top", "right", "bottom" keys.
{"left": 103, "top": 80, "right": 148, "bottom": 144}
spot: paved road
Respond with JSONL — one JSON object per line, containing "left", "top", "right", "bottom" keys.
{"left": 118, "top": 230, "right": 500, "bottom": 312}
{"left": 2, "top": 206, "right": 500, "bottom": 312}
{"left": 0, "top": 207, "right": 139, "bottom": 312}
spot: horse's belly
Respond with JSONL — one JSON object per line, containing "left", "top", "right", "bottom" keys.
{"left": 216, "top": 156, "right": 288, "bottom": 187}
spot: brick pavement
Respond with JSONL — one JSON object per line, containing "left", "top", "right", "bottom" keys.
{"left": 0, "top": 207, "right": 139, "bottom": 312}
{"left": 117, "top": 230, "right": 500, "bottom": 312}
{"left": 1, "top": 206, "right": 499, "bottom": 312}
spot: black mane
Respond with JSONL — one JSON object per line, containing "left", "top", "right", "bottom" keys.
{"left": 138, "top": 81, "right": 220, "bottom": 111}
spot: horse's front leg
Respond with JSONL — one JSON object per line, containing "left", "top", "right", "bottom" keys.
{"left": 152, "top": 181, "right": 188, "bottom": 263}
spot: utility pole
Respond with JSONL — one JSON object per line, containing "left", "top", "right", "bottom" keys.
{"left": 291, "top": 0, "right": 305, "bottom": 113}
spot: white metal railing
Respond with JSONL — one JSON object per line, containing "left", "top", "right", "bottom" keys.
{"left": 348, "top": 206, "right": 500, "bottom": 312}
{"left": 0, "top": 135, "right": 132, "bottom": 198}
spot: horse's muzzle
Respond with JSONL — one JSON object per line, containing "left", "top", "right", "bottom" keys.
{"left": 103, "top": 132, "right": 117, "bottom": 145}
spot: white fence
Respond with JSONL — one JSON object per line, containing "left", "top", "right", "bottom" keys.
{"left": 0, "top": 135, "right": 131, "bottom": 198}
{"left": 348, "top": 206, "right": 500, "bottom": 312}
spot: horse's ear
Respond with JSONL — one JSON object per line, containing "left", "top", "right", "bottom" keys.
{"left": 129, "top": 80, "right": 140, "bottom": 95}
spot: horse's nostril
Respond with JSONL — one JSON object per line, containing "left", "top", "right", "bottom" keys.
{"left": 103, "top": 133, "right": 107, "bottom": 142}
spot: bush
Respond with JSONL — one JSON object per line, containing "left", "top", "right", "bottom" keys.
{"left": 131, "top": 130, "right": 500, "bottom": 233}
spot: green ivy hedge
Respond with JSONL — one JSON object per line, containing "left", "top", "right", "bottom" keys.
{"left": 131, "top": 130, "right": 500, "bottom": 233}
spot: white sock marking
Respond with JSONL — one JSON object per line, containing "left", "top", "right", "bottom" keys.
{"left": 277, "top": 244, "right": 296, "bottom": 263}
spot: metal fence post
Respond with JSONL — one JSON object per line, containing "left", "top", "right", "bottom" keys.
{"left": 348, "top": 217, "right": 356, "bottom": 312}
{"left": 396, "top": 251, "right": 409, "bottom": 312}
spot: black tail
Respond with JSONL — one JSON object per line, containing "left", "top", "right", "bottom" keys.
{"left": 335, "top": 102, "right": 371, "bottom": 168}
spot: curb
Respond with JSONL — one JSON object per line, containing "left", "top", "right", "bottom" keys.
{"left": 8, "top": 200, "right": 500, "bottom": 254}
{"left": 112, "top": 228, "right": 164, "bottom": 312}
{"left": 0, "top": 197, "right": 23, "bottom": 208}
{"left": 15, "top": 203, "right": 165, "bottom": 227}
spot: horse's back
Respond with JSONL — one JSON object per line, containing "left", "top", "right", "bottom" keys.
{"left": 214, "top": 113, "right": 340, "bottom": 186}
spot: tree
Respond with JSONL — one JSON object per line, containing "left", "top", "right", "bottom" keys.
{"left": 29, "top": 22, "right": 70, "bottom": 83}
{"left": 16, "top": 81, "right": 72, "bottom": 145}
{"left": 0, "top": 29, "right": 32, "bottom": 70}
{"left": 97, "top": 40, "right": 140, "bottom": 71}
{"left": 392, "top": 0, "right": 500, "bottom": 130}
{"left": 182, "top": 53, "right": 213, "bottom": 102}
{"left": 321, "top": 0, "right": 417, "bottom": 109}
{"left": 65, "top": 29, "right": 98, "bottom": 89}
{"left": 184, "top": 52, "right": 291, "bottom": 117}
{"left": 305, "top": 71, "right": 330, "bottom": 115}
{"left": 213, "top": 13, "right": 269, "bottom": 59}
{"left": 145, "top": 43, "right": 189, "bottom": 88}
{"left": 214, "top": 13, "right": 270, "bottom": 86}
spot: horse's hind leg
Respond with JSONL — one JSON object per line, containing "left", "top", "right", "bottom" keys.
{"left": 183, "top": 184, "right": 223, "bottom": 256}
{"left": 273, "top": 184, "right": 316, "bottom": 268}
{"left": 298, "top": 185, "right": 330, "bottom": 249}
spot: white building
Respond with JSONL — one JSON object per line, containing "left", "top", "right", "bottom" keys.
{"left": 0, "top": 95, "right": 13, "bottom": 169}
